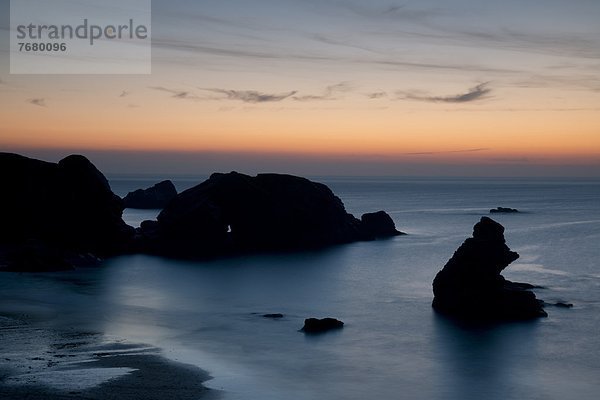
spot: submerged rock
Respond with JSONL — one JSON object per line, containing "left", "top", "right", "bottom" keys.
{"left": 140, "top": 172, "right": 400, "bottom": 257}
{"left": 490, "top": 207, "right": 520, "bottom": 214}
{"left": 301, "top": 318, "right": 344, "bottom": 333}
{"left": 123, "top": 180, "right": 177, "bottom": 209}
{"left": 432, "top": 217, "right": 547, "bottom": 321}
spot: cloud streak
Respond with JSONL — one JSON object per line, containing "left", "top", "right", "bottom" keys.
{"left": 150, "top": 83, "right": 356, "bottom": 103}
{"left": 399, "top": 83, "right": 492, "bottom": 103}
{"left": 153, "top": 37, "right": 515, "bottom": 75}
{"left": 404, "top": 148, "right": 491, "bottom": 155}
{"left": 152, "top": 38, "right": 332, "bottom": 62}
{"left": 27, "top": 98, "right": 47, "bottom": 107}
{"left": 200, "top": 89, "right": 297, "bottom": 103}
{"left": 300, "top": 1, "right": 440, "bottom": 22}
{"left": 293, "top": 82, "right": 354, "bottom": 101}
{"left": 149, "top": 86, "right": 200, "bottom": 100}
{"left": 366, "top": 91, "right": 387, "bottom": 99}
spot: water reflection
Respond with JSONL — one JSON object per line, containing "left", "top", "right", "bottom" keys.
{"left": 432, "top": 314, "right": 541, "bottom": 400}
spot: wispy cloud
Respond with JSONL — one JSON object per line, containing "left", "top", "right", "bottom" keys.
{"left": 510, "top": 74, "right": 600, "bottom": 92}
{"left": 405, "top": 148, "right": 491, "bottom": 155}
{"left": 153, "top": 37, "right": 518, "bottom": 76}
{"left": 293, "top": 82, "right": 354, "bottom": 101}
{"left": 312, "top": 34, "right": 384, "bottom": 55}
{"left": 200, "top": 89, "right": 297, "bottom": 103}
{"left": 338, "top": 2, "right": 442, "bottom": 22}
{"left": 149, "top": 86, "right": 200, "bottom": 100}
{"left": 27, "top": 98, "right": 47, "bottom": 107}
{"left": 152, "top": 38, "right": 332, "bottom": 63}
{"left": 375, "top": 60, "right": 513, "bottom": 74}
{"left": 365, "top": 14, "right": 600, "bottom": 62}
{"left": 398, "top": 83, "right": 492, "bottom": 103}
{"left": 150, "top": 83, "right": 357, "bottom": 103}
{"left": 450, "top": 28, "right": 600, "bottom": 61}
{"left": 366, "top": 91, "right": 387, "bottom": 99}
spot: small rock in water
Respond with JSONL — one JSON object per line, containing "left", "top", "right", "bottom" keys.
{"left": 490, "top": 207, "right": 520, "bottom": 214}
{"left": 301, "top": 318, "right": 344, "bottom": 333}
{"left": 360, "top": 211, "right": 404, "bottom": 238}
{"left": 263, "top": 313, "right": 284, "bottom": 319}
{"left": 553, "top": 302, "right": 574, "bottom": 308}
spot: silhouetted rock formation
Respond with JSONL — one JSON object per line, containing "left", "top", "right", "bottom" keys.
{"left": 432, "top": 217, "right": 547, "bottom": 321}
{"left": 138, "top": 172, "right": 400, "bottom": 257}
{"left": 301, "top": 318, "right": 344, "bottom": 333}
{"left": 0, "top": 154, "right": 402, "bottom": 270}
{"left": 0, "top": 153, "right": 134, "bottom": 271}
{"left": 123, "top": 180, "right": 177, "bottom": 209}
{"left": 361, "top": 211, "right": 404, "bottom": 238}
{"left": 490, "top": 207, "right": 520, "bottom": 214}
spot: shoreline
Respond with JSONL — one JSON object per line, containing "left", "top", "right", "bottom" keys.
{"left": 0, "top": 313, "right": 218, "bottom": 400}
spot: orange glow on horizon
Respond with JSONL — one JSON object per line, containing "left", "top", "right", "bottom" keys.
{"left": 2, "top": 106, "right": 599, "bottom": 161}
{"left": 1, "top": 80, "right": 599, "bottom": 173}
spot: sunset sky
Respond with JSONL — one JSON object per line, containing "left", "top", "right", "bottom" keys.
{"left": 1, "top": 0, "right": 600, "bottom": 176}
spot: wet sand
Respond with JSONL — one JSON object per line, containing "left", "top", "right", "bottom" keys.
{"left": 0, "top": 314, "right": 218, "bottom": 400}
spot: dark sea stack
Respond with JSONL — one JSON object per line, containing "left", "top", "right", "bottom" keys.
{"left": 142, "top": 172, "right": 399, "bottom": 257}
{"left": 0, "top": 153, "right": 134, "bottom": 266}
{"left": 123, "top": 180, "right": 177, "bottom": 209}
{"left": 360, "top": 211, "right": 404, "bottom": 238}
{"left": 490, "top": 207, "right": 520, "bottom": 214}
{"left": 301, "top": 318, "right": 344, "bottom": 334}
{"left": 432, "top": 217, "right": 547, "bottom": 321}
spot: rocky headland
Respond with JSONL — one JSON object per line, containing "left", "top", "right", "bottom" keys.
{"left": 0, "top": 153, "right": 135, "bottom": 271}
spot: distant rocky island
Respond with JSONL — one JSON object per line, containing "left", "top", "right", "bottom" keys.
{"left": 0, "top": 153, "right": 402, "bottom": 272}
{"left": 123, "top": 180, "right": 178, "bottom": 209}
{"left": 136, "top": 171, "right": 403, "bottom": 257}
{"left": 432, "top": 217, "right": 547, "bottom": 321}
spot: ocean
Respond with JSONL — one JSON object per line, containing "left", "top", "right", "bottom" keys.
{"left": 2, "top": 177, "right": 599, "bottom": 399}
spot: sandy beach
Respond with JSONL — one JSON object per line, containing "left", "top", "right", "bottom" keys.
{"left": 0, "top": 313, "right": 218, "bottom": 400}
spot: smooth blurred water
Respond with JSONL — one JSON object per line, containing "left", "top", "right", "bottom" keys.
{"left": 1, "top": 177, "right": 599, "bottom": 399}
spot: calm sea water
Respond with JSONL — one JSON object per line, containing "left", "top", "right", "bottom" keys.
{"left": 2, "top": 177, "right": 600, "bottom": 399}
